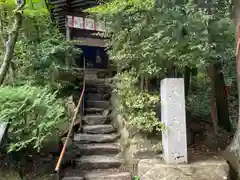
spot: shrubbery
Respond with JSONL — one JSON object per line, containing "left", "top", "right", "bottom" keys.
{"left": 114, "top": 71, "right": 162, "bottom": 132}
{"left": 0, "top": 85, "right": 67, "bottom": 152}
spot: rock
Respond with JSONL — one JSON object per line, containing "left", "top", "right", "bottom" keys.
{"left": 223, "top": 147, "right": 239, "bottom": 180}
{"left": 102, "top": 109, "right": 110, "bottom": 117}
{"left": 75, "top": 155, "right": 123, "bottom": 170}
{"left": 138, "top": 159, "right": 230, "bottom": 180}
{"left": 83, "top": 115, "right": 108, "bottom": 125}
{"left": 83, "top": 125, "right": 115, "bottom": 134}
{"left": 84, "top": 169, "right": 131, "bottom": 180}
{"left": 65, "top": 95, "right": 76, "bottom": 118}
{"left": 74, "top": 133, "right": 119, "bottom": 143}
{"left": 75, "top": 143, "right": 121, "bottom": 155}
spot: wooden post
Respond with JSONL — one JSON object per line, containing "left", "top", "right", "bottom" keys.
{"left": 66, "top": 17, "right": 71, "bottom": 41}
{"left": 65, "top": 18, "right": 71, "bottom": 67}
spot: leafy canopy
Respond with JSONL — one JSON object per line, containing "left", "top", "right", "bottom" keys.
{"left": 88, "top": 0, "right": 235, "bottom": 132}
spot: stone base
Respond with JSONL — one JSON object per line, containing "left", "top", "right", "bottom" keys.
{"left": 138, "top": 159, "right": 229, "bottom": 180}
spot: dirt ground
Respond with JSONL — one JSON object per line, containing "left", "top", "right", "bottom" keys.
{"left": 188, "top": 121, "right": 233, "bottom": 163}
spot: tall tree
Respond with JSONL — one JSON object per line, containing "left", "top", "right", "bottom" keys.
{"left": 223, "top": 0, "right": 240, "bottom": 176}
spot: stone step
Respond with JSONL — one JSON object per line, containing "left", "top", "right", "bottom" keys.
{"left": 86, "top": 93, "right": 103, "bottom": 101}
{"left": 83, "top": 125, "right": 115, "bottom": 134}
{"left": 85, "top": 87, "right": 98, "bottom": 93}
{"left": 86, "top": 93, "right": 102, "bottom": 101}
{"left": 84, "top": 170, "right": 131, "bottom": 180}
{"left": 85, "top": 78, "right": 111, "bottom": 85}
{"left": 75, "top": 143, "right": 121, "bottom": 155}
{"left": 86, "top": 100, "right": 110, "bottom": 109}
{"left": 86, "top": 93, "right": 110, "bottom": 101}
{"left": 62, "top": 177, "right": 84, "bottom": 180}
{"left": 75, "top": 155, "right": 123, "bottom": 170}
{"left": 83, "top": 115, "right": 108, "bottom": 125}
{"left": 74, "top": 133, "right": 119, "bottom": 143}
{"left": 62, "top": 168, "right": 131, "bottom": 180}
{"left": 85, "top": 87, "right": 109, "bottom": 93}
{"left": 84, "top": 108, "right": 104, "bottom": 114}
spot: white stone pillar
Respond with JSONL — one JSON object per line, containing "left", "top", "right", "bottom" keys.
{"left": 0, "top": 121, "right": 8, "bottom": 144}
{"left": 160, "top": 78, "right": 188, "bottom": 164}
{"left": 66, "top": 26, "right": 71, "bottom": 40}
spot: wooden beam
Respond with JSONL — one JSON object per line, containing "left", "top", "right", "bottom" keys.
{"left": 73, "top": 37, "right": 107, "bottom": 47}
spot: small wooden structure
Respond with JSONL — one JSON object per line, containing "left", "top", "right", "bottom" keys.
{"left": 49, "top": 0, "right": 110, "bottom": 70}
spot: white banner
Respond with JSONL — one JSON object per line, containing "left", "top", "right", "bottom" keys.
{"left": 74, "top": 17, "right": 84, "bottom": 29}
{"left": 85, "top": 18, "right": 95, "bottom": 30}
{"left": 66, "top": 15, "right": 105, "bottom": 32}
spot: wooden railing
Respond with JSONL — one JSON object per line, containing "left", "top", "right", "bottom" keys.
{"left": 55, "top": 59, "right": 86, "bottom": 178}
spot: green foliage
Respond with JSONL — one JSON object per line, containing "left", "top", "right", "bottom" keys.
{"left": 90, "top": 1, "right": 235, "bottom": 74}
{"left": 0, "top": 0, "right": 48, "bottom": 14}
{"left": 0, "top": 1, "right": 81, "bottom": 153}
{"left": 0, "top": 85, "right": 67, "bottom": 152}
{"left": 187, "top": 71, "right": 211, "bottom": 118}
{"left": 114, "top": 70, "right": 162, "bottom": 132}
{"left": 13, "top": 16, "right": 81, "bottom": 87}
{"left": 88, "top": 0, "right": 155, "bottom": 15}
{"left": 88, "top": 0, "right": 236, "bottom": 131}
{"left": 0, "top": 0, "right": 48, "bottom": 50}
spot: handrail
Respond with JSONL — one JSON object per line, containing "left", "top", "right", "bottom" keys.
{"left": 55, "top": 58, "right": 86, "bottom": 173}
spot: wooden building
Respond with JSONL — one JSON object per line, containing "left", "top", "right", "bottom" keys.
{"left": 48, "top": 0, "right": 109, "bottom": 70}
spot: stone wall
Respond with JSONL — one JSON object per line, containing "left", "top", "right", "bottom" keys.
{"left": 110, "top": 92, "right": 162, "bottom": 175}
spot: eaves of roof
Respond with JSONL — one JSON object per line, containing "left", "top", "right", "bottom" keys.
{"left": 48, "top": 0, "right": 99, "bottom": 31}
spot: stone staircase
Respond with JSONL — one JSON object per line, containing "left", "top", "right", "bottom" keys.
{"left": 62, "top": 79, "right": 131, "bottom": 180}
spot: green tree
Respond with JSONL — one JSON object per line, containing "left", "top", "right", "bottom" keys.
{"left": 223, "top": 0, "right": 240, "bottom": 177}
{"left": 0, "top": 0, "right": 81, "bottom": 153}
{"left": 88, "top": 0, "right": 235, "bottom": 132}
{"left": 0, "top": 0, "right": 48, "bottom": 85}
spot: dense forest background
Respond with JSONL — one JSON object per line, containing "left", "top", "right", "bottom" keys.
{"left": 1, "top": 0, "right": 240, "bottom": 179}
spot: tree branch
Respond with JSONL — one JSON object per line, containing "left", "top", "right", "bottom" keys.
{"left": 0, "top": 1, "right": 8, "bottom": 46}
{"left": 0, "top": 0, "right": 26, "bottom": 85}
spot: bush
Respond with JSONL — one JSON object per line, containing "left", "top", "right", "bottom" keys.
{"left": 114, "top": 70, "right": 162, "bottom": 132}
{"left": 187, "top": 72, "right": 211, "bottom": 118}
{"left": 0, "top": 85, "right": 68, "bottom": 152}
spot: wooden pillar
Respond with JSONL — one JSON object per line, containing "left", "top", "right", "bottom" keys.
{"left": 65, "top": 20, "right": 71, "bottom": 66}
{"left": 66, "top": 25, "right": 71, "bottom": 40}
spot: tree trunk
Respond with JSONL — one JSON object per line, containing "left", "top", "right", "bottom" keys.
{"left": 214, "top": 64, "right": 231, "bottom": 132}
{"left": 144, "top": 76, "right": 148, "bottom": 90}
{"left": 0, "top": 1, "right": 25, "bottom": 85}
{"left": 191, "top": 67, "right": 198, "bottom": 94}
{"left": 184, "top": 66, "right": 191, "bottom": 97}
{"left": 140, "top": 75, "right": 144, "bottom": 92}
{"left": 207, "top": 64, "right": 219, "bottom": 137}
{"left": 223, "top": 1, "right": 240, "bottom": 175}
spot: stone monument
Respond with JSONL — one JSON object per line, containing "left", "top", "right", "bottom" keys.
{"left": 160, "top": 78, "right": 188, "bottom": 164}
{"left": 0, "top": 121, "right": 8, "bottom": 146}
